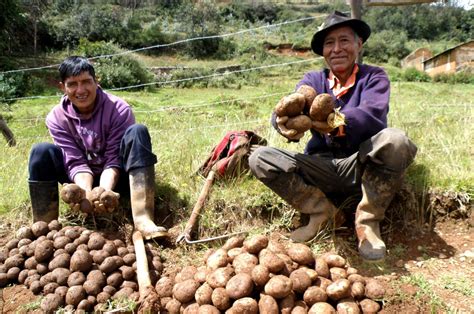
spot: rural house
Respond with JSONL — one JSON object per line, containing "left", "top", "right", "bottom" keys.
{"left": 401, "top": 47, "right": 433, "bottom": 71}
{"left": 422, "top": 40, "right": 474, "bottom": 76}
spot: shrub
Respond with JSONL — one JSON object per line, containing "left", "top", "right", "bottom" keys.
{"left": 364, "top": 30, "right": 410, "bottom": 63}
{"left": 76, "top": 39, "right": 154, "bottom": 89}
{"left": 0, "top": 72, "right": 30, "bottom": 103}
{"left": 402, "top": 67, "right": 431, "bottom": 82}
{"left": 433, "top": 71, "right": 474, "bottom": 84}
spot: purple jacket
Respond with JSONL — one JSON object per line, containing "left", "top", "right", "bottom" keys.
{"left": 288, "top": 63, "right": 390, "bottom": 157}
{"left": 46, "top": 88, "right": 135, "bottom": 181}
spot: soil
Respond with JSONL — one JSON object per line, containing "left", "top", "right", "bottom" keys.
{"left": 0, "top": 190, "right": 472, "bottom": 313}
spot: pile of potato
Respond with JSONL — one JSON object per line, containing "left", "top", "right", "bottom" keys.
{"left": 0, "top": 220, "right": 163, "bottom": 313}
{"left": 156, "top": 235, "right": 385, "bottom": 313}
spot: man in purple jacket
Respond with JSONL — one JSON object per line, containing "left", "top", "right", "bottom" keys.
{"left": 28, "top": 56, "right": 167, "bottom": 240}
{"left": 249, "top": 11, "right": 417, "bottom": 260}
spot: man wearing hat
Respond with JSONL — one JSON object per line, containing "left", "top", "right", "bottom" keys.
{"left": 249, "top": 11, "right": 417, "bottom": 260}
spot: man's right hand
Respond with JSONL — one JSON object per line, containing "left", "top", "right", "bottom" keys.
{"left": 276, "top": 116, "right": 305, "bottom": 141}
{"left": 60, "top": 183, "right": 93, "bottom": 214}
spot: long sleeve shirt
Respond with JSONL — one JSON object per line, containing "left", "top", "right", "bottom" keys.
{"left": 295, "top": 63, "right": 390, "bottom": 157}
{"left": 46, "top": 88, "right": 135, "bottom": 181}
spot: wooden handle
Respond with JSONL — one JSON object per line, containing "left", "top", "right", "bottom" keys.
{"left": 132, "top": 230, "right": 152, "bottom": 296}
{"left": 182, "top": 170, "right": 216, "bottom": 240}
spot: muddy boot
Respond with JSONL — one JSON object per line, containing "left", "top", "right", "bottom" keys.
{"left": 29, "top": 180, "right": 59, "bottom": 223}
{"left": 355, "top": 167, "right": 403, "bottom": 261}
{"left": 129, "top": 166, "right": 168, "bottom": 240}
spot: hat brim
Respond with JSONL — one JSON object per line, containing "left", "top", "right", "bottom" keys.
{"left": 311, "top": 19, "right": 371, "bottom": 56}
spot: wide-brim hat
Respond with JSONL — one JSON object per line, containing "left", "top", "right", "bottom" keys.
{"left": 311, "top": 11, "right": 371, "bottom": 56}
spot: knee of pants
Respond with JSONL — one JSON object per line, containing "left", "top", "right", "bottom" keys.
{"left": 373, "top": 128, "right": 418, "bottom": 171}
{"left": 29, "top": 143, "right": 60, "bottom": 166}
{"left": 125, "top": 124, "right": 149, "bottom": 138}
{"left": 248, "top": 146, "right": 287, "bottom": 180}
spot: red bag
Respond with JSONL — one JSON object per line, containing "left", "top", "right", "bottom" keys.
{"left": 198, "top": 130, "right": 267, "bottom": 178}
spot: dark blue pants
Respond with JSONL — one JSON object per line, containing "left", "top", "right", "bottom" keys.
{"left": 28, "top": 124, "right": 157, "bottom": 194}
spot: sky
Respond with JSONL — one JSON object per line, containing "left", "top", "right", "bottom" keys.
{"left": 453, "top": 0, "right": 473, "bottom": 9}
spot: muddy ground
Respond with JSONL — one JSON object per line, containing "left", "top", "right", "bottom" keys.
{"left": 0, "top": 188, "right": 472, "bottom": 313}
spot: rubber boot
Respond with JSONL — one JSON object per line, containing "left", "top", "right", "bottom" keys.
{"left": 29, "top": 180, "right": 59, "bottom": 223}
{"left": 129, "top": 166, "right": 168, "bottom": 240}
{"left": 264, "top": 173, "right": 339, "bottom": 242}
{"left": 355, "top": 167, "right": 403, "bottom": 261}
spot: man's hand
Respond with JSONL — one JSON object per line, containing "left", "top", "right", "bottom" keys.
{"left": 312, "top": 119, "right": 335, "bottom": 135}
{"left": 60, "top": 183, "right": 93, "bottom": 214}
{"left": 276, "top": 116, "right": 305, "bottom": 141}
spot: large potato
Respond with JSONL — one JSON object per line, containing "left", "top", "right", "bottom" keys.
{"left": 48, "top": 253, "right": 70, "bottom": 270}
{"left": 348, "top": 274, "right": 366, "bottom": 284}
{"left": 297, "top": 85, "right": 317, "bottom": 111}
{"left": 232, "top": 252, "right": 258, "bottom": 274}
{"left": 225, "top": 273, "right": 253, "bottom": 299}
{"left": 359, "top": 298, "right": 381, "bottom": 313}
{"left": 350, "top": 281, "right": 365, "bottom": 299}
{"left": 41, "top": 293, "right": 64, "bottom": 314}
{"left": 198, "top": 304, "right": 220, "bottom": 314}
{"left": 206, "top": 249, "right": 229, "bottom": 270}
{"left": 65, "top": 285, "right": 86, "bottom": 307}
{"left": 51, "top": 267, "right": 70, "bottom": 286}
{"left": 34, "top": 240, "right": 54, "bottom": 262}
{"left": 31, "top": 221, "right": 49, "bottom": 237}
{"left": 329, "top": 267, "right": 347, "bottom": 281}
{"left": 172, "top": 279, "right": 200, "bottom": 303}
{"left": 303, "top": 286, "right": 328, "bottom": 306}
{"left": 289, "top": 268, "right": 312, "bottom": 294}
{"left": 211, "top": 287, "right": 230, "bottom": 311}
{"left": 229, "top": 297, "right": 258, "bottom": 314}
{"left": 287, "top": 243, "right": 314, "bottom": 266}
{"left": 277, "top": 253, "right": 298, "bottom": 276}
{"left": 227, "top": 247, "right": 244, "bottom": 262}
{"left": 206, "top": 266, "right": 234, "bottom": 288}
{"left": 175, "top": 265, "right": 198, "bottom": 283}
{"left": 323, "top": 253, "right": 346, "bottom": 268}
{"left": 278, "top": 292, "right": 295, "bottom": 314}
{"left": 337, "top": 299, "right": 361, "bottom": 314}
{"left": 258, "top": 294, "right": 279, "bottom": 313}
{"left": 222, "top": 236, "right": 245, "bottom": 251}
{"left": 275, "top": 93, "right": 306, "bottom": 117}
{"left": 194, "top": 265, "right": 210, "bottom": 284}
{"left": 195, "top": 282, "right": 213, "bottom": 305}
{"left": 326, "top": 279, "right": 350, "bottom": 301}
{"left": 364, "top": 279, "right": 385, "bottom": 299}
{"left": 292, "top": 300, "right": 309, "bottom": 314}
{"left": 5, "top": 254, "right": 24, "bottom": 269}
{"left": 243, "top": 235, "right": 268, "bottom": 254}
{"left": 70, "top": 250, "right": 93, "bottom": 272}
{"left": 259, "top": 249, "right": 285, "bottom": 273}
{"left": 285, "top": 115, "right": 313, "bottom": 134}
{"left": 264, "top": 275, "right": 293, "bottom": 299}
{"left": 309, "top": 94, "right": 335, "bottom": 121}
{"left": 315, "top": 257, "right": 330, "bottom": 278}
{"left": 67, "top": 271, "right": 86, "bottom": 287}
{"left": 251, "top": 264, "right": 270, "bottom": 287}
{"left": 267, "top": 240, "right": 287, "bottom": 255}
{"left": 155, "top": 276, "right": 174, "bottom": 298}
{"left": 166, "top": 298, "right": 182, "bottom": 314}
{"left": 308, "top": 302, "right": 336, "bottom": 314}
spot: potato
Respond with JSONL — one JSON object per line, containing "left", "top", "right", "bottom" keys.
{"left": 122, "top": 253, "right": 136, "bottom": 266}
{"left": 74, "top": 234, "right": 90, "bottom": 246}
{"left": 6, "top": 266, "right": 20, "bottom": 281}
{"left": 329, "top": 267, "right": 347, "bottom": 281}
{"left": 55, "top": 286, "right": 68, "bottom": 299}
{"left": 119, "top": 265, "right": 135, "bottom": 281}
{"left": 350, "top": 281, "right": 365, "bottom": 299}
{"left": 323, "top": 253, "right": 346, "bottom": 268}
{"left": 183, "top": 303, "right": 199, "bottom": 314}
{"left": 113, "top": 238, "right": 125, "bottom": 248}
{"left": 194, "top": 265, "right": 209, "bottom": 283}
{"left": 155, "top": 276, "right": 174, "bottom": 298}
{"left": 18, "top": 269, "right": 29, "bottom": 284}
{"left": 19, "top": 244, "right": 34, "bottom": 257}
{"left": 37, "top": 262, "right": 49, "bottom": 275}
{"left": 299, "top": 267, "right": 318, "bottom": 282}
{"left": 285, "top": 115, "right": 313, "bottom": 133}
{"left": 173, "top": 279, "right": 200, "bottom": 303}
{"left": 0, "top": 247, "right": 9, "bottom": 263}
{"left": 195, "top": 282, "right": 213, "bottom": 305}
{"left": 251, "top": 264, "right": 270, "bottom": 287}
{"left": 326, "top": 279, "right": 350, "bottom": 301}
{"left": 227, "top": 247, "right": 244, "bottom": 261}
{"left": 364, "top": 279, "right": 385, "bottom": 299}
{"left": 84, "top": 279, "right": 102, "bottom": 296}
{"left": 206, "top": 248, "right": 229, "bottom": 270}
{"left": 348, "top": 274, "right": 366, "bottom": 284}
{"left": 225, "top": 273, "right": 253, "bottom": 299}
{"left": 18, "top": 239, "right": 33, "bottom": 248}
{"left": 275, "top": 93, "right": 306, "bottom": 117}
{"left": 230, "top": 297, "right": 258, "bottom": 314}
{"left": 70, "top": 250, "right": 93, "bottom": 272}
{"left": 277, "top": 253, "right": 299, "bottom": 277}
{"left": 207, "top": 266, "right": 234, "bottom": 288}
{"left": 64, "top": 228, "right": 81, "bottom": 240}
{"left": 279, "top": 292, "right": 295, "bottom": 314}
{"left": 48, "top": 220, "right": 62, "bottom": 231}
{"left": 103, "top": 285, "right": 117, "bottom": 295}
{"left": 243, "top": 235, "right": 268, "bottom": 254}
{"left": 232, "top": 252, "right": 258, "bottom": 274}
{"left": 30, "top": 280, "right": 42, "bottom": 294}
{"left": 51, "top": 268, "right": 70, "bottom": 286}
{"left": 287, "top": 243, "right": 314, "bottom": 266}
{"left": 292, "top": 300, "right": 309, "bottom": 314}
{"left": 48, "top": 252, "right": 71, "bottom": 270}
{"left": 67, "top": 271, "right": 86, "bottom": 287}
{"left": 77, "top": 299, "right": 94, "bottom": 312}
{"left": 259, "top": 249, "right": 285, "bottom": 273}
{"left": 8, "top": 248, "right": 19, "bottom": 257}
{"left": 53, "top": 236, "right": 71, "bottom": 250}
{"left": 259, "top": 294, "right": 279, "bottom": 313}
{"left": 198, "top": 304, "right": 220, "bottom": 314}
{"left": 34, "top": 240, "right": 54, "bottom": 262}
{"left": 96, "top": 291, "right": 111, "bottom": 304}
{"left": 66, "top": 285, "right": 86, "bottom": 306}
{"left": 41, "top": 293, "right": 64, "bottom": 313}
{"left": 31, "top": 221, "right": 49, "bottom": 237}
{"left": 211, "top": 287, "right": 230, "bottom": 310}
{"left": 40, "top": 272, "right": 54, "bottom": 286}
{"left": 5, "top": 254, "right": 24, "bottom": 270}
{"left": 222, "top": 236, "right": 245, "bottom": 251}
{"left": 303, "top": 286, "right": 328, "bottom": 306}
{"left": 310, "top": 93, "right": 334, "bottom": 121}
{"left": 176, "top": 265, "right": 198, "bottom": 283}
{"left": 337, "top": 299, "right": 361, "bottom": 314}
{"left": 315, "top": 277, "right": 333, "bottom": 291}
{"left": 17, "top": 226, "right": 34, "bottom": 240}
{"left": 359, "top": 298, "right": 380, "bottom": 313}
{"left": 315, "top": 258, "right": 330, "bottom": 278}
{"left": 289, "top": 268, "right": 312, "bottom": 294}
{"left": 113, "top": 287, "right": 135, "bottom": 300}
{"left": 99, "top": 256, "right": 120, "bottom": 274}
{"left": 44, "top": 282, "right": 59, "bottom": 294}
{"left": 297, "top": 85, "right": 317, "bottom": 111}
{"left": 264, "top": 275, "right": 293, "bottom": 299}
{"left": 120, "top": 280, "right": 138, "bottom": 291}
{"left": 106, "top": 271, "right": 123, "bottom": 288}
{"left": 166, "top": 298, "right": 182, "bottom": 314}
{"left": 46, "top": 230, "right": 57, "bottom": 241}
{"left": 53, "top": 248, "right": 67, "bottom": 257}
{"left": 24, "top": 274, "right": 40, "bottom": 288}
{"left": 308, "top": 302, "right": 336, "bottom": 314}
{"left": 88, "top": 233, "right": 106, "bottom": 250}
